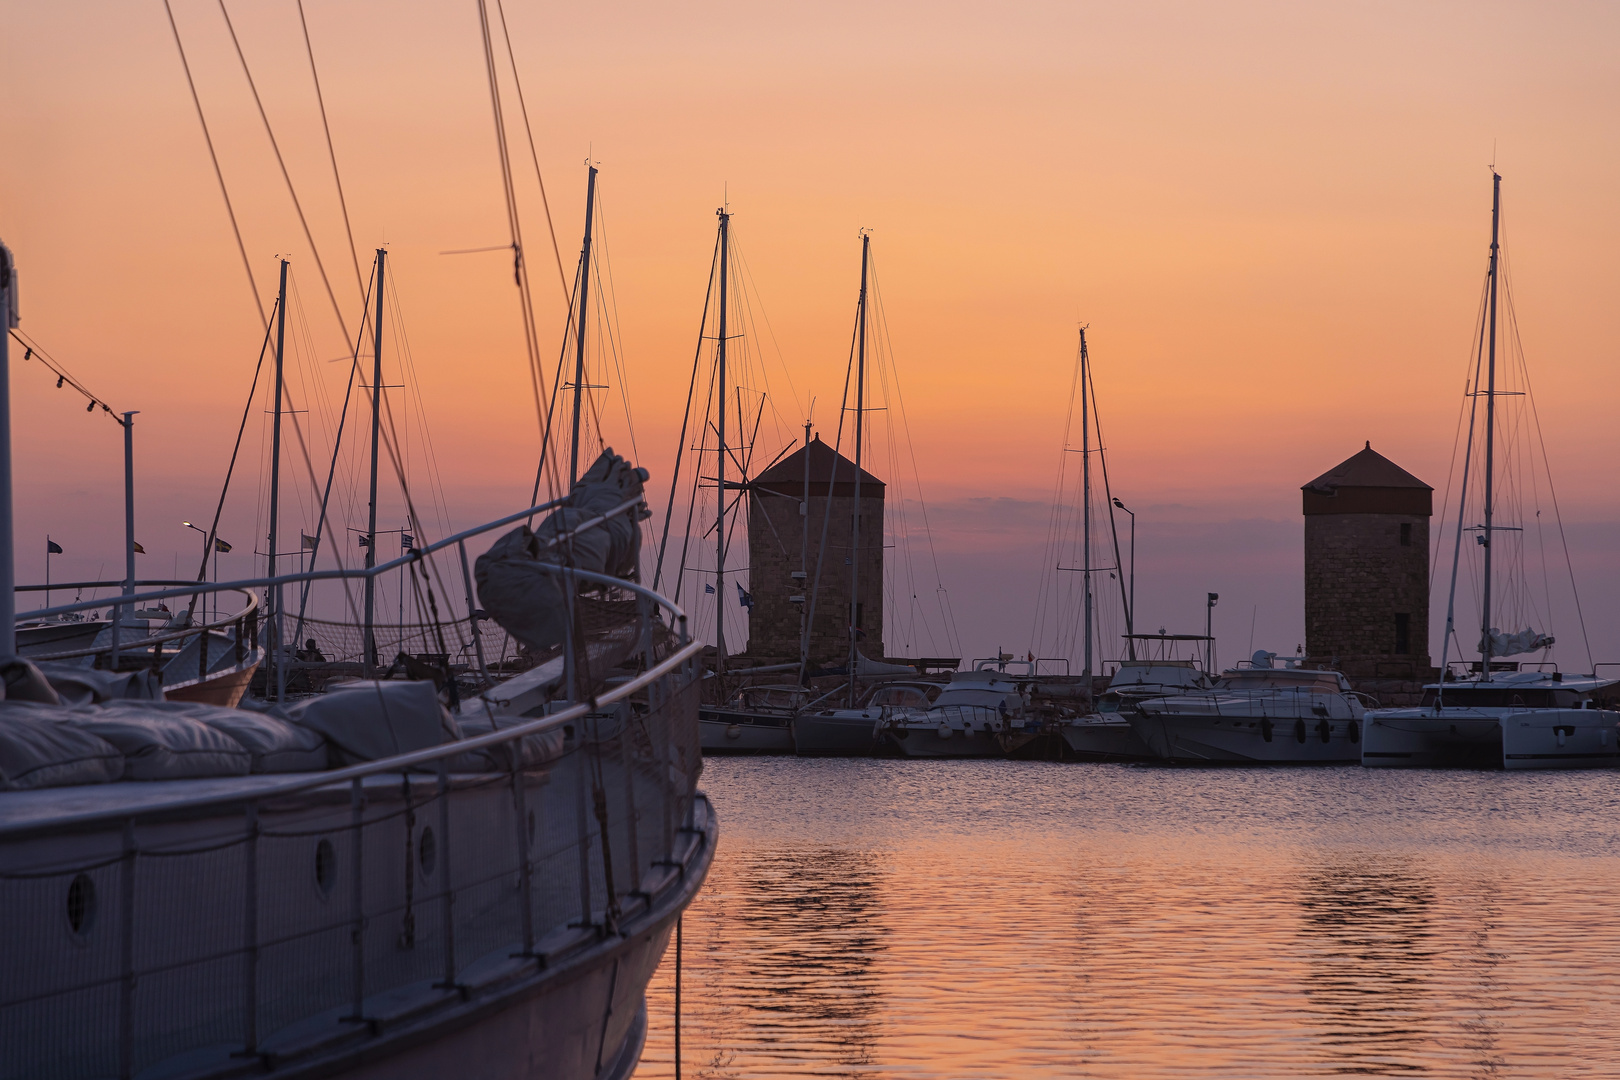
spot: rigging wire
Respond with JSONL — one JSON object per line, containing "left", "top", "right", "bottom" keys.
{"left": 474, "top": 0, "right": 554, "bottom": 492}
{"left": 865, "top": 247, "right": 960, "bottom": 658}
{"left": 491, "top": 0, "right": 571, "bottom": 307}
{"left": 653, "top": 234, "right": 719, "bottom": 595}
{"left": 295, "top": 0, "right": 365, "bottom": 305}
{"left": 161, "top": 0, "right": 265, "bottom": 324}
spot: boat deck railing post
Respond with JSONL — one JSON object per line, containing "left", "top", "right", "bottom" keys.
{"left": 118, "top": 819, "right": 135, "bottom": 1080}
{"left": 574, "top": 743, "right": 593, "bottom": 927}
{"left": 434, "top": 759, "right": 458, "bottom": 990}
{"left": 510, "top": 763, "right": 536, "bottom": 956}
{"left": 342, "top": 778, "right": 366, "bottom": 1024}
{"left": 617, "top": 720, "right": 642, "bottom": 897}
{"left": 240, "top": 802, "right": 260, "bottom": 1056}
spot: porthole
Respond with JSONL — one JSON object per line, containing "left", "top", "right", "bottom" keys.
{"left": 314, "top": 838, "right": 337, "bottom": 897}
{"left": 66, "top": 874, "right": 96, "bottom": 937}
{"left": 418, "top": 827, "right": 437, "bottom": 878}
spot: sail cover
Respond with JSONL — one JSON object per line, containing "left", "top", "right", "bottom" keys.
{"left": 476, "top": 449, "right": 650, "bottom": 655}
{"left": 1479, "top": 627, "right": 1555, "bottom": 657}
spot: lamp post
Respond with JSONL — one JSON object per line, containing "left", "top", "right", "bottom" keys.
{"left": 1206, "top": 592, "right": 1219, "bottom": 674}
{"left": 1112, "top": 498, "right": 1136, "bottom": 659}
{"left": 183, "top": 521, "right": 212, "bottom": 623}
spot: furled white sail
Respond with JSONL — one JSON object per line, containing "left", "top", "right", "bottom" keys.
{"left": 1480, "top": 627, "right": 1555, "bottom": 657}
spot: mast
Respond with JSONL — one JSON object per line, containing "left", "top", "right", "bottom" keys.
{"left": 846, "top": 232, "right": 870, "bottom": 704}
{"left": 1480, "top": 172, "right": 1501, "bottom": 680}
{"left": 798, "top": 419, "right": 811, "bottom": 679}
{"left": 0, "top": 241, "right": 11, "bottom": 656}
{"left": 363, "top": 247, "right": 385, "bottom": 675}
{"left": 714, "top": 209, "right": 730, "bottom": 677}
{"left": 1080, "top": 327, "right": 1092, "bottom": 683}
{"left": 266, "top": 259, "right": 289, "bottom": 698}
{"left": 568, "top": 165, "right": 598, "bottom": 488}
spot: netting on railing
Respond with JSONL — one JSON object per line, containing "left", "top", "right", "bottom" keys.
{"left": 0, "top": 666, "right": 702, "bottom": 1080}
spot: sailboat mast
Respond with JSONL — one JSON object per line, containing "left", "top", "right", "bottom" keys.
{"left": 569, "top": 165, "right": 598, "bottom": 488}
{"left": 266, "top": 259, "right": 289, "bottom": 697}
{"left": 798, "top": 419, "right": 811, "bottom": 677}
{"left": 714, "top": 209, "right": 730, "bottom": 677}
{"left": 0, "top": 241, "right": 12, "bottom": 656}
{"left": 847, "top": 232, "right": 870, "bottom": 704}
{"left": 1480, "top": 172, "right": 1501, "bottom": 680}
{"left": 1080, "top": 327, "right": 1092, "bottom": 682}
{"left": 363, "top": 247, "right": 386, "bottom": 675}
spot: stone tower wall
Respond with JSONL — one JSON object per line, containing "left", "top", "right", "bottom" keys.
{"left": 1304, "top": 513, "right": 1431, "bottom": 676}
{"left": 747, "top": 488, "right": 884, "bottom": 664}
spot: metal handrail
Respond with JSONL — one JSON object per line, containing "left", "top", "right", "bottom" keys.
{"left": 0, "top": 561, "right": 695, "bottom": 837}
{"left": 20, "top": 586, "right": 261, "bottom": 662}
{"left": 13, "top": 494, "right": 643, "bottom": 622}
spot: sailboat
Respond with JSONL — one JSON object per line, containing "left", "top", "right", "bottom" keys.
{"left": 1361, "top": 174, "right": 1620, "bottom": 770}
{"left": 0, "top": 4, "right": 714, "bottom": 1072}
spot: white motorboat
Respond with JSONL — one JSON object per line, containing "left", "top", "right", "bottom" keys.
{"left": 1127, "top": 652, "right": 1367, "bottom": 764}
{"left": 883, "top": 669, "right": 1028, "bottom": 758}
{"left": 1362, "top": 669, "right": 1620, "bottom": 769}
{"left": 1060, "top": 658, "right": 1211, "bottom": 762}
{"left": 792, "top": 680, "right": 940, "bottom": 756}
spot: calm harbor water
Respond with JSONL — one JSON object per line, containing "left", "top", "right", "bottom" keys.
{"left": 636, "top": 758, "right": 1620, "bottom": 1078}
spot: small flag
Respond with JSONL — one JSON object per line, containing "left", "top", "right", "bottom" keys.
{"left": 214, "top": 537, "right": 233, "bottom": 553}
{"left": 736, "top": 583, "right": 754, "bottom": 610}
{"left": 401, "top": 533, "right": 415, "bottom": 550}
{"left": 301, "top": 532, "right": 318, "bottom": 550}
{"left": 357, "top": 535, "right": 372, "bottom": 548}
{"left": 704, "top": 583, "right": 715, "bottom": 594}
{"left": 46, "top": 539, "right": 63, "bottom": 554}
{"left": 131, "top": 541, "right": 145, "bottom": 554}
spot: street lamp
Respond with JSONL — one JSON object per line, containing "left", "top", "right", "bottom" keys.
{"left": 184, "top": 521, "right": 228, "bottom": 623}
{"left": 1112, "top": 498, "right": 1136, "bottom": 660}
{"left": 1206, "top": 592, "right": 1219, "bottom": 675}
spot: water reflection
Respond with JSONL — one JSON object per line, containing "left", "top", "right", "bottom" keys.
{"left": 1296, "top": 857, "right": 1437, "bottom": 1074}
{"left": 648, "top": 848, "right": 887, "bottom": 1078}
{"left": 636, "top": 760, "right": 1620, "bottom": 1078}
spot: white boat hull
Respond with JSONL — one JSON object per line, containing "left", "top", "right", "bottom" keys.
{"left": 1363, "top": 709, "right": 1620, "bottom": 769}
{"left": 886, "top": 706, "right": 1007, "bottom": 758}
{"left": 1059, "top": 718, "right": 1154, "bottom": 762}
{"left": 698, "top": 714, "right": 794, "bottom": 754}
{"left": 1130, "top": 713, "right": 1363, "bottom": 764}
{"left": 792, "top": 711, "right": 883, "bottom": 756}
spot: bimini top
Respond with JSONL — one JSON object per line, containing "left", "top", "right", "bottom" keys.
{"left": 1302, "top": 442, "right": 1432, "bottom": 516}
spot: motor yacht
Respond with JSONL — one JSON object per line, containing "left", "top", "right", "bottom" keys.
{"left": 1127, "top": 652, "right": 1367, "bottom": 764}
{"left": 1059, "top": 659, "right": 1211, "bottom": 761}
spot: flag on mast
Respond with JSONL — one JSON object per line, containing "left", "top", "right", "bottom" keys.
{"left": 46, "top": 539, "right": 63, "bottom": 555}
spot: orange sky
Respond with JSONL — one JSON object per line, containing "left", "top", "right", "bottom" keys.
{"left": 4, "top": 0, "right": 1618, "bottom": 664}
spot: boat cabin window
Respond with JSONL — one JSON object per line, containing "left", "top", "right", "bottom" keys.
{"left": 868, "top": 685, "right": 935, "bottom": 708}
{"left": 933, "top": 687, "right": 1016, "bottom": 710}
{"left": 738, "top": 687, "right": 805, "bottom": 710}
{"left": 1217, "top": 671, "right": 1343, "bottom": 693}
{"left": 1420, "top": 687, "right": 1581, "bottom": 709}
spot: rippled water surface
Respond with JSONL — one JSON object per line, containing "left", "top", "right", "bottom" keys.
{"left": 633, "top": 760, "right": 1620, "bottom": 1078}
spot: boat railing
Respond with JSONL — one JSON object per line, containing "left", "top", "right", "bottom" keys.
{"left": 13, "top": 493, "right": 647, "bottom": 682}
{"left": 0, "top": 496, "right": 709, "bottom": 1080}
{"left": 15, "top": 579, "right": 261, "bottom": 664}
